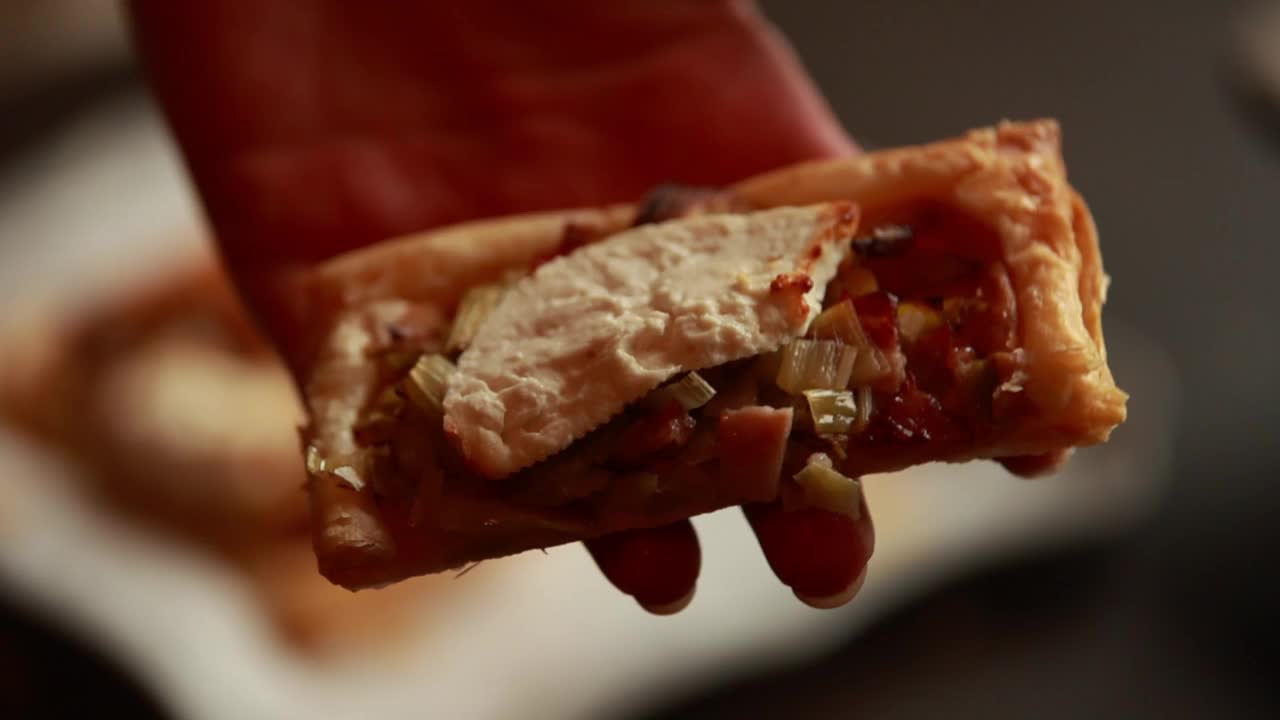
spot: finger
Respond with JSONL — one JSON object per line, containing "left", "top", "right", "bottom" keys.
{"left": 743, "top": 493, "right": 875, "bottom": 608}
{"left": 999, "top": 450, "right": 1072, "bottom": 478}
{"left": 585, "top": 520, "right": 701, "bottom": 614}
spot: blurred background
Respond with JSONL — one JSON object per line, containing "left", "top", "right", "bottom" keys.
{"left": 0, "top": 1, "right": 1276, "bottom": 718}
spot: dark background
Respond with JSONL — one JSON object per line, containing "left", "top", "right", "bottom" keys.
{"left": 2, "top": 2, "right": 1278, "bottom": 719}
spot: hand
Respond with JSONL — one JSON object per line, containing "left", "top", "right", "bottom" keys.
{"left": 128, "top": 0, "right": 874, "bottom": 612}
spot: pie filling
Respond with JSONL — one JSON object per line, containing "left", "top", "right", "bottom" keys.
{"left": 309, "top": 187, "right": 1030, "bottom": 540}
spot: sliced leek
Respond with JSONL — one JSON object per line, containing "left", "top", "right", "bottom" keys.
{"left": 810, "top": 300, "right": 864, "bottom": 344}
{"left": 645, "top": 371, "right": 717, "bottom": 411}
{"left": 446, "top": 283, "right": 506, "bottom": 353}
{"left": 810, "top": 301, "right": 892, "bottom": 386}
{"left": 793, "top": 457, "right": 862, "bottom": 519}
{"left": 848, "top": 345, "right": 893, "bottom": 386}
{"left": 853, "top": 385, "right": 874, "bottom": 433}
{"left": 896, "top": 301, "right": 943, "bottom": 343}
{"left": 802, "top": 389, "right": 858, "bottom": 434}
{"left": 304, "top": 445, "right": 326, "bottom": 475}
{"left": 776, "top": 339, "right": 857, "bottom": 393}
{"left": 331, "top": 465, "right": 366, "bottom": 492}
{"left": 405, "top": 353, "right": 455, "bottom": 415}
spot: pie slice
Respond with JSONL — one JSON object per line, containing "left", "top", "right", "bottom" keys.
{"left": 297, "top": 120, "right": 1127, "bottom": 589}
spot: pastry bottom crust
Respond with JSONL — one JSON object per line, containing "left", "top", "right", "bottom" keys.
{"left": 300, "top": 120, "right": 1128, "bottom": 588}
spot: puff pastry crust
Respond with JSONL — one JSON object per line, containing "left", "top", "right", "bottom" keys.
{"left": 296, "top": 120, "right": 1127, "bottom": 588}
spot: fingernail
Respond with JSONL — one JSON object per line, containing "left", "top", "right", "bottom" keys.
{"left": 640, "top": 585, "right": 696, "bottom": 616}
{"left": 795, "top": 566, "right": 866, "bottom": 610}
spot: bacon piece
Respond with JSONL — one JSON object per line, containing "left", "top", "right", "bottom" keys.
{"left": 613, "top": 406, "right": 697, "bottom": 465}
{"left": 852, "top": 291, "right": 901, "bottom": 353}
{"left": 717, "top": 406, "right": 793, "bottom": 503}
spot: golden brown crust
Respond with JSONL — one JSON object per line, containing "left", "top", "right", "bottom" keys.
{"left": 300, "top": 120, "right": 1127, "bottom": 587}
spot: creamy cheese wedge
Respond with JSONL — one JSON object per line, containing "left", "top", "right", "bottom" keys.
{"left": 443, "top": 203, "right": 859, "bottom": 479}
